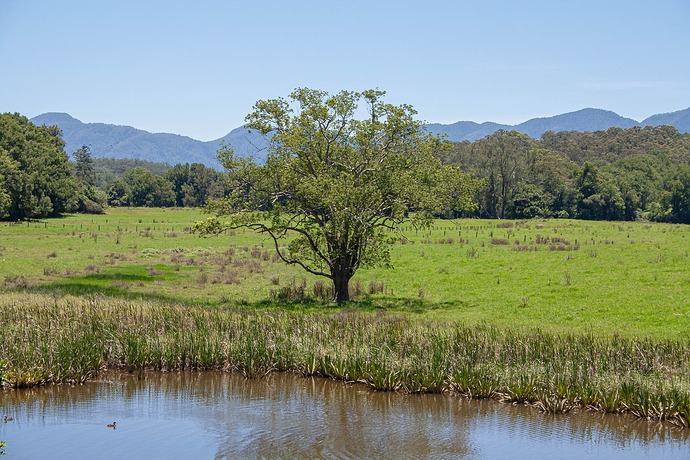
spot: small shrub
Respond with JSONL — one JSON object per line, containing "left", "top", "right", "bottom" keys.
{"left": 169, "top": 253, "right": 185, "bottom": 264}
{"left": 350, "top": 279, "right": 363, "bottom": 298}
{"left": 110, "top": 280, "right": 129, "bottom": 289}
{"left": 312, "top": 280, "right": 333, "bottom": 301}
{"left": 211, "top": 271, "right": 240, "bottom": 285}
{"left": 147, "top": 266, "right": 162, "bottom": 276}
{"left": 368, "top": 280, "right": 385, "bottom": 295}
{"left": 548, "top": 245, "right": 568, "bottom": 251}
{"left": 233, "top": 259, "right": 263, "bottom": 274}
{"left": 270, "top": 278, "right": 308, "bottom": 301}
{"left": 4, "top": 276, "right": 31, "bottom": 289}
{"left": 490, "top": 238, "right": 509, "bottom": 245}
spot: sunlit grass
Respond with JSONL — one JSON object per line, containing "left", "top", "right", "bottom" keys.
{"left": 1, "top": 209, "right": 689, "bottom": 338}
{"left": 0, "top": 292, "right": 688, "bottom": 425}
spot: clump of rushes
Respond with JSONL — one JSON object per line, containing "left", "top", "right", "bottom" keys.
{"left": 1, "top": 292, "right": 689, "bottom": 426}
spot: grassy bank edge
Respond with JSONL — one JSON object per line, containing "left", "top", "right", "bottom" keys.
{"left": 1, "top": 292, "right": 688, "bottom": 427}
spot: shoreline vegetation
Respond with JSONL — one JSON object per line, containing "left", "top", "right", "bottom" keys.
{"left": 1, "top": 293, "right": 688, "bottom": 427}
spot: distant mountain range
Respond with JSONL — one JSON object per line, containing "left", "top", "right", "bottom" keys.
{"left": 425, "top": 107, "right": 690, "bottom": 141}
{"left": 29, "top": 112, "right": 265, "bottom": 169}
{"left": 30, "top": 107, "right": 690, "bottom": 168}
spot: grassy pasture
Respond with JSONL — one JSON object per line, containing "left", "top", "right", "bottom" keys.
{"left": 2, "top": 208, "right": 690, "bottom": 423}
{"left": 0, "top": 207, "right": 689, "bottom": 338}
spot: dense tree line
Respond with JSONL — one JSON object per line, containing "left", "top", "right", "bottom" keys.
{"left": 3, "top": 112, "right": 690, "bottom": 223}
{"left": 103, "top": 162, "right": 224, "bottom": 208}
{"left": 442, "top": 126, "right": 690, "bottom": 223}
{"left": 0, "top": 113, "right": 226, "bottom": 218}
{"left": 0, "top": 113, "right": 80, "bottom": 219}
{"left": 93, "top": 157, "right": 172, "bottom": 187}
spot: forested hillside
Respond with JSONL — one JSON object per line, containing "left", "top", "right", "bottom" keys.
{"left": 442, "top": 126, "right": 690, "bottom": 223}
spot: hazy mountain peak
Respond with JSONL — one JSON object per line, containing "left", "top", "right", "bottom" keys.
{"left": 31, "top": 112, "right": 82, "bottom": 126}
{"left": 642, "top": 107, "right": 690, "bottom": 133}
{"left": 30, "top": 107, "right": 689, "bottom": 168}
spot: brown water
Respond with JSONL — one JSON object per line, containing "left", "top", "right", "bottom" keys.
{"left": 1, "top": 371, "right": 688, "bottom": 459}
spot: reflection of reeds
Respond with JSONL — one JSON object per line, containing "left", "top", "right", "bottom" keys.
{"left": 0, "top": 292, "right": 688, "bottom": 426}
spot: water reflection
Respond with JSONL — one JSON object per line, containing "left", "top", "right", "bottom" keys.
{"left": 0, "top": 371, "right": 688, "bottom": 459}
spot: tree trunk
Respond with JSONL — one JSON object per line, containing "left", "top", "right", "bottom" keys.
{"left": 332, "top": 270, "right": 351, "bottom": 303}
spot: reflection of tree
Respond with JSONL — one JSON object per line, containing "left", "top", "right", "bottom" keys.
{"left": 207, "top": 373, "right": 472, "bottom": 459}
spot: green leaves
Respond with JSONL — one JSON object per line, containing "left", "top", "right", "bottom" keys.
{"left": 0, "top": 113, "right": 80, "bottom": 219}
{"left": 202, "top": 89, "right": 479, "bottom": 301}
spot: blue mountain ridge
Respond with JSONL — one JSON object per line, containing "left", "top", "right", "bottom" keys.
{"left": 30, "top": 107, "right": 690, "bottom": 168}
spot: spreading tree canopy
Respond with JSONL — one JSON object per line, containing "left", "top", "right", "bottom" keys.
{"left": 0, "top": 113, "right": 78, "bottom": 219}
{"left": 196, "top": 89, "right": 480, "bottom": 302}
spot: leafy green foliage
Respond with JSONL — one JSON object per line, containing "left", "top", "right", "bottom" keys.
{"left": 198, "top": 89, "right": 480, "bottom": 301}
{"left": 0, "top": 113, "right": 79, "bottom": 219}
{"left": 164, "top": 163, "right": 225, "bottom": 207}
{"left": 73, "top": 145, "right": 96, "bottom": 186}
{"left": 446, "top": 126, "right": 690, "bottom": 222}
{"left": 107, "top": 167, "right": 175, "bottom": 207}
{"left": 71, "top": 145, "right": 107, "bottom": 214}
{"left": 93, "top": 157, "right": 173, "bottom": 187}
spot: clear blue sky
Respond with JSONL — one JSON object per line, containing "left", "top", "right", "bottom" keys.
{"left": 1, "top": 0, "right": 689, "bottom": 141}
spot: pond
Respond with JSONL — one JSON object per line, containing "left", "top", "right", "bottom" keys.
{"left": 1, "top": 371, "right": 688, "bottom": 459}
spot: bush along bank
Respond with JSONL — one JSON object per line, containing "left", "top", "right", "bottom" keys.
{"left": 1, "top": 293, "right": 688, "bottom": 427}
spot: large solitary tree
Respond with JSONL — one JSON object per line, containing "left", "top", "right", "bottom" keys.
{"left": 196, "top": 88, "right": 480, "bottom": 302}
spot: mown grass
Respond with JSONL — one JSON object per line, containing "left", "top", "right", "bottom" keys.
{"left": 1, "top": 293, "right": 689, "bottom": 426}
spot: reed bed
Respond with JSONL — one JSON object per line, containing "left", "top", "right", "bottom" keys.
{"left": 1, "top": 292, "right": 689, "bottom": 426}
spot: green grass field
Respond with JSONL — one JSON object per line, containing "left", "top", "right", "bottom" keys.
{"left": 2, "top": 208, "right": 690, "bottom": 423}
{"left": 1, "top": 207, "right": 688, "bottom": 338}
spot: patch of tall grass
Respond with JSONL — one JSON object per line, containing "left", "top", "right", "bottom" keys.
{"left": 1, "top": 292, "right": 688, "bottom": 426}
